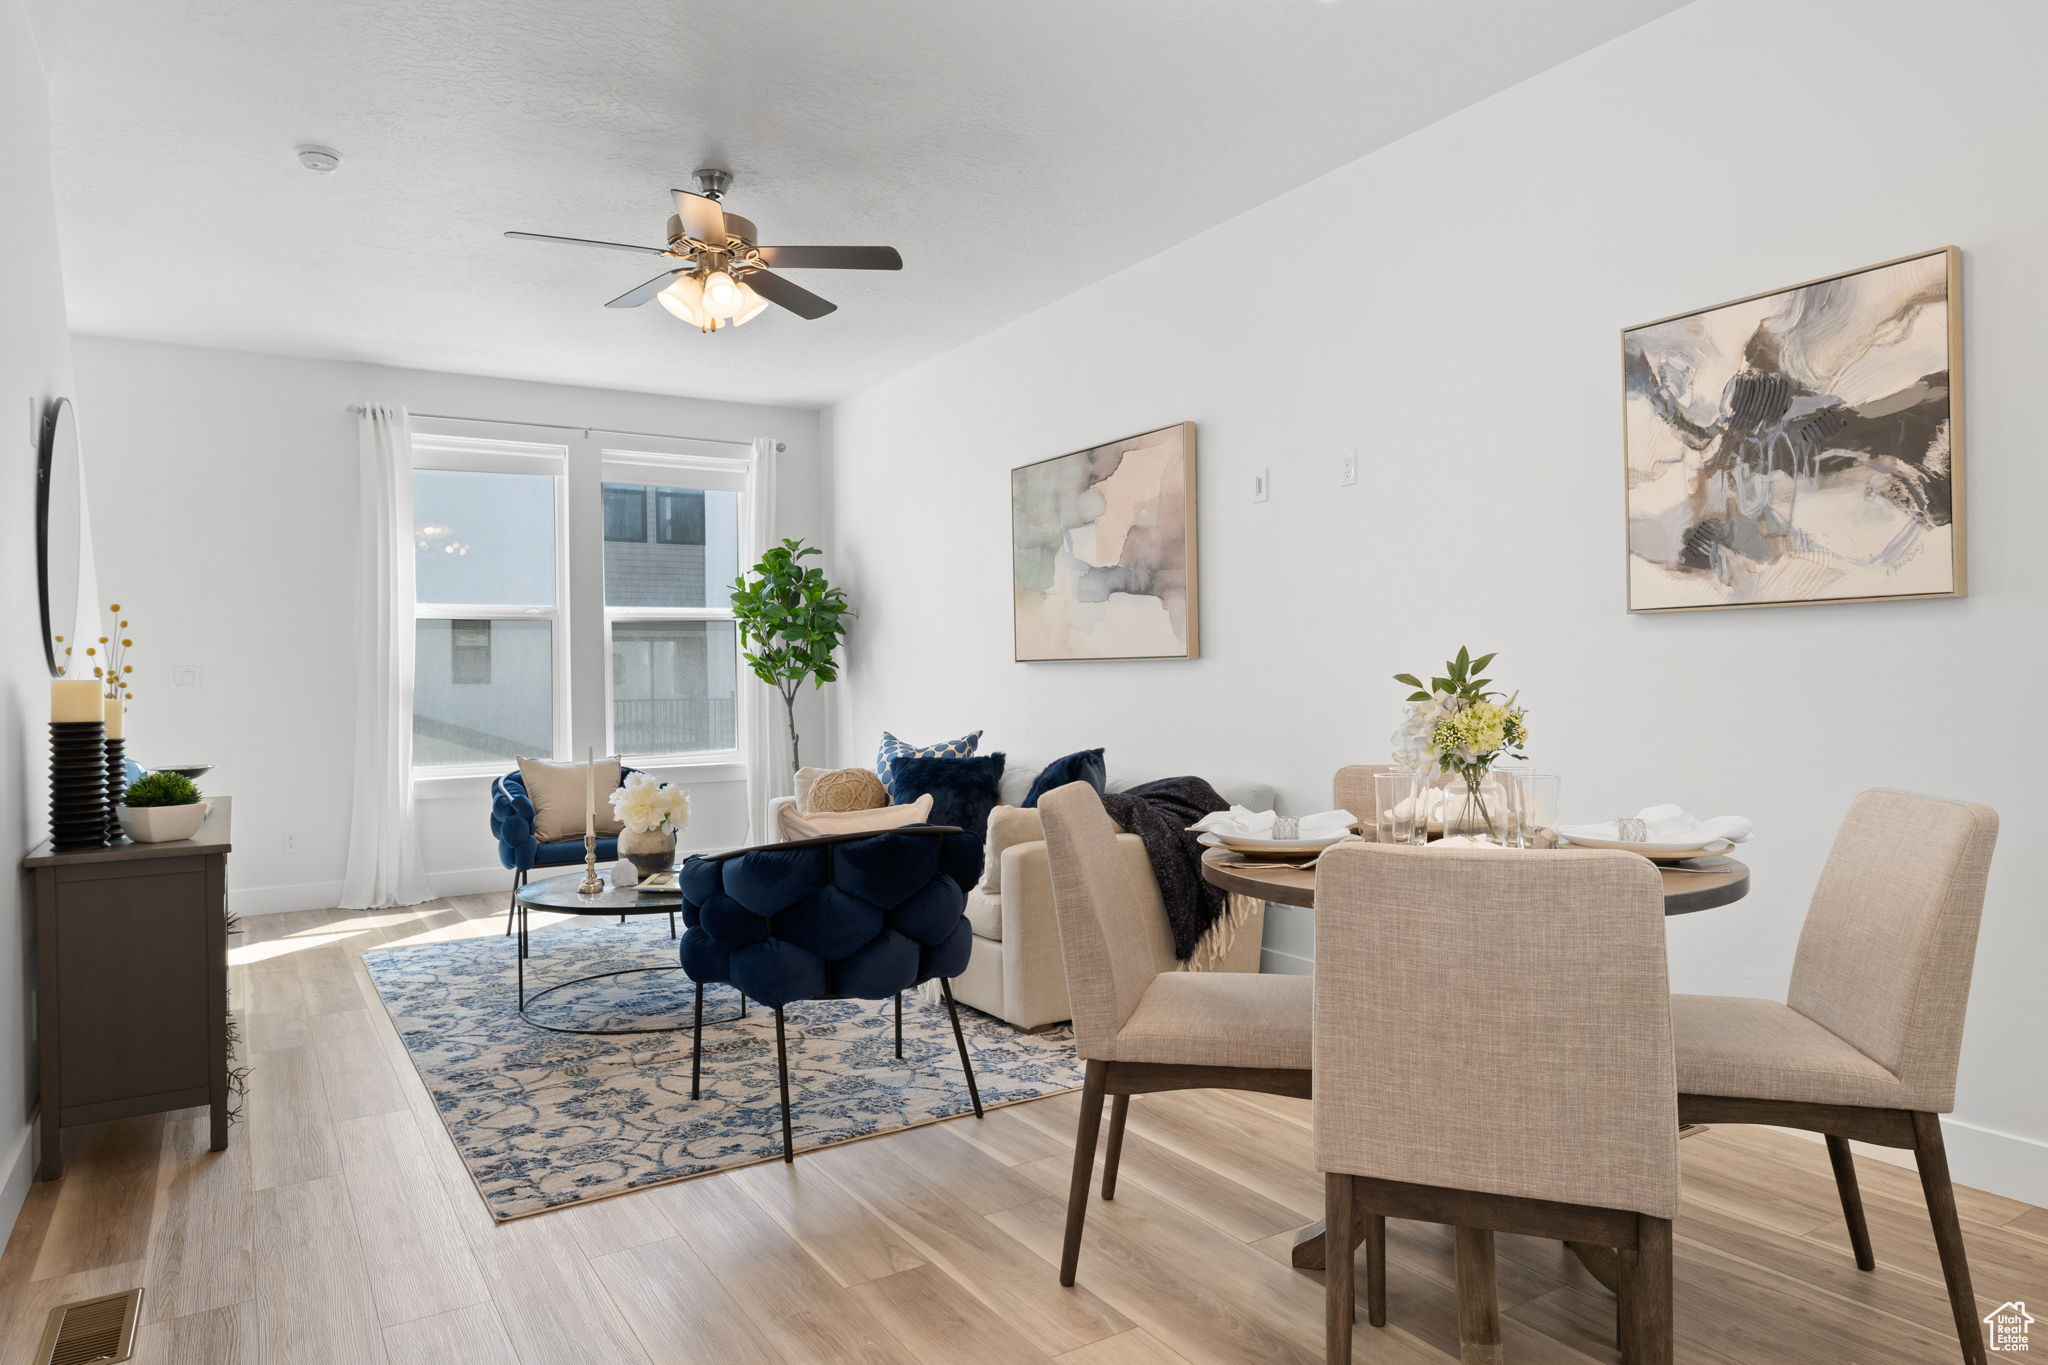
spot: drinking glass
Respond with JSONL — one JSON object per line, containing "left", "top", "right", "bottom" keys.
{"left": 1504, "top": 773, "right": 1562, "bottom": 849}
{"left": 1373, "top": 771, "right": 1431, "bottom": 846}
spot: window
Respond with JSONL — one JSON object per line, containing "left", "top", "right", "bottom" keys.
{"left": 656, "top": 488, "right": 705, "bottom": 545}
{"left": 410, "top": 445, "right": 567, "bottom": 770}
{"left": 409, "top": 424, "right": 752, "bottom": 776}
{"left": 449, "top": 618, "right": 492, "bottom": 684}
{"left": 603, "top": 484, "right": 646, "bottom": 542}
{"left": 601, "top": 459, "right": 743, "bottom": 757}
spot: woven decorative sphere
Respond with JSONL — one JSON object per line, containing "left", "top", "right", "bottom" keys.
{"left": 808, "top": 767, "right": 889, "bottom": 813}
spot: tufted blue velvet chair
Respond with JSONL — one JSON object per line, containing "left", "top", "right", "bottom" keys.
{"left": 679, "top": 825, "right": 983, "bottom": 1161}
{"left": 492, "top": 764, "right": 653, "bottom": 935}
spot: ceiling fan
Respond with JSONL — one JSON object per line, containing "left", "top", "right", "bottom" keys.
{"left": 505, "top": 169, "right": 902, "bottom": 332}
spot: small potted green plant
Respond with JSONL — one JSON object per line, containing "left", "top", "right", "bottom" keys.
{"left": 119, "top": 770, "right": 207, "bottom": 843}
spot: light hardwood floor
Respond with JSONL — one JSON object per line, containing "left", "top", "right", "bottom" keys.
{"left": 2, "top": 896, "right": 2042, "bottom": 1364}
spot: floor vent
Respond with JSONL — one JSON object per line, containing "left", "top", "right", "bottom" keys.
{"left": 1679, "top": 1123, "right": 1710, "bottom": 1140}
{"left": 35, "top": 1288, "right": 142, "bottom": 1365}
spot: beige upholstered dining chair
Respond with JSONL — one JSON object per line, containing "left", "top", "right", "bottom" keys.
{"left": 1315, "top": 842, "right": 1679, "bottom": 1365}
{"left": 1034, "top": 782, "right": 1373, "bottom": 1290}
{"left": 1331, "top": 764, "right": 1395, "bottom": 838}
{"left": 1671, "top": 789, "right": 1999, "bottom": 1365}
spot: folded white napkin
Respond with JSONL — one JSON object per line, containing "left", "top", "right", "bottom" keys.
{"left": 1560, "top": 803, "right": 1752, "bottom": 846}
{"left": 1385, "top": 785, "right": 1448, "bottom": 825}
{"left": 1188, "top": 805, "right": 1357, "bottom": 841}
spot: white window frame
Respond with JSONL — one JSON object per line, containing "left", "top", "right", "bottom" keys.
{"left": 597, "top": 439, "right": 750, "bottom": 769}
{"left": 409, "top": 430, "right": 573, "bottom": 781}
{"left": 406, "top": 420, "right": 755, "bottom": 787}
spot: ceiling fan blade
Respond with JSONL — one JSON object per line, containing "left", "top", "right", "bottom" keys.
{"left": 505, "top": 230, "right": 672, "bottom": 258}
{"left": 742, "top": 269, "right": 838, "bottom": 320}
{"left": 605, "top": 270, "right": 689, "bottom": 308}
{"left": 671, "top": 189, "right": 728, "bottom": 244}
{"left": 753, "top": 245, "right": 903, "bottom": 271}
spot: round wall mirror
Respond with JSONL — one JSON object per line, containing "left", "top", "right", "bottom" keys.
{"left": 37, "top": 397, "right": 85, "bottom": 678}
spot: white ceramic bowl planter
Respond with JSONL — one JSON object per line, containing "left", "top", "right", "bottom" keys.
{"left": 118, "top": 801, "right": 205, "bottom": 843}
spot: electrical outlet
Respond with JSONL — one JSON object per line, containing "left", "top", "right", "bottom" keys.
{"left": 1252, "top": 467, "right": 1270, "bottom": 502}
{"left": 1340, "top": 449, "right": 1359, "bottom": 486}
{"left": 282, "top": 830, "right": 300, "bottom": 854}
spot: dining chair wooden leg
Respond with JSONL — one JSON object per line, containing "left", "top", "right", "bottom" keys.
{"left": 1826, "top": 1133, "right": 1878, "bottom": 1270}
{"left": 1060, "top": 1061, "right": 1109, "bottom": 1287}
{"left": 1911, "top": 1111, "right": 1988, "bottom": 1365}
{"left": 773, "top": 1005, "right": 795, "bottom": 1164}
{"left": 1101, "top": 1095, "right": 1130, "bottom": 1200}
{"left": 1364, "top": 1213, "right": 1387, "bottom": 1329}
{"left": 1453, "top": 1226, "right": 1504, "bottom": 1365}
{"left": 938, "top": 979, "right": 983, "bottom": 1118}
{"left": 1622, "top": 1215, "right": 1673, "bottom": 1365}
{"left": 1325, "top": 1173, "right": 1356, "bottom": 1365}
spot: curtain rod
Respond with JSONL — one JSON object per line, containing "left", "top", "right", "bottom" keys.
{"left": 345, "top": 406, "right": 755, "bottom": 450}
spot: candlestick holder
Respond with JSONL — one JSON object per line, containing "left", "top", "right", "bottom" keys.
{"left": 577, "top": 831, "right": 604, "bottom": 896}
{"left": 104, "top": 734, "right": 127, "bottom": 843}
{"left": 50, "top": 721, "right": 109, "bottom": 852}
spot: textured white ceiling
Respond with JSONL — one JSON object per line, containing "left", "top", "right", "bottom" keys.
{"left": 30, "top": 0, "right": 1687, "bottom": 407}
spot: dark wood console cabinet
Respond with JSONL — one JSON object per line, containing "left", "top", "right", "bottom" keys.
{"left": 22, "top": 797, "right": 232, "bottom": 1179}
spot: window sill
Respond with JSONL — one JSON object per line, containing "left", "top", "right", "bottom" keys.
{"left": 410, "top": 755, "right": 747, "bottom": 799}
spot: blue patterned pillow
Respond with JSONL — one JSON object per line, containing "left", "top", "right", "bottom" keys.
{"left": 875, "top": 728, "right": 982, "bottom": 788}
{"left": 1023, "top": 748, "right": 1107, "bottom": 807}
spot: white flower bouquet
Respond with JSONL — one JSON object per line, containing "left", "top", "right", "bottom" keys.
{"left": 609, "top": 772, "right": 691, "bottom": 834}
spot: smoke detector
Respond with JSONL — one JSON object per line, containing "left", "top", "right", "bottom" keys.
{"left": 296, "top": 145, "right": 341, "bottom": 173}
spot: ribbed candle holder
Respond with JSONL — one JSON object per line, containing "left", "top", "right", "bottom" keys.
{"left": 51, "top": 721, "right": 108, "bottom": 852}
{"left": 104, "top": 735, "right": 127, "bottom": 843}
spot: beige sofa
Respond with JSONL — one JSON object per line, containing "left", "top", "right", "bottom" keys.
{"left": 769, "top": 778, "right": 1273, "bottom": 1030}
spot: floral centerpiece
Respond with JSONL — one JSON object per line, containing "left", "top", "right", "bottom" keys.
{"left": 1393, "top": 646, "right": 1530, "bottom": 844}
{"left": 608, "top": 771, "right": 691, "bottom": 884}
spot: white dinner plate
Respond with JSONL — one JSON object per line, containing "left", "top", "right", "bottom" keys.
{"left": 1198, "top": 831, "right": 1348, "bottom": 857}
{"left": 1560, "top": 834, "right": 1734, "bottom": 861}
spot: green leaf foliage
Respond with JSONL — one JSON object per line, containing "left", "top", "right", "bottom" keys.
{"left": 123, "top": 770, "right": 202, "bottom": 807}
{"left": 728, "top": 539, "right": 853, "bottom": 770}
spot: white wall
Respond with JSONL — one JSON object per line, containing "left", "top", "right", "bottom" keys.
{"left": 71, "top": 336, "right": 825, "bottom": 913}
{"left": 1, "top": 0, "right": 76, "bottom": 1234}
{"left": 826, "top": 0, "right": 2048, "bottom": 1201}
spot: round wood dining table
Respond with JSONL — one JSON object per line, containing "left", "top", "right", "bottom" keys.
{"left": 1198, "top": 842, "right": 1751, "bottom": 1362}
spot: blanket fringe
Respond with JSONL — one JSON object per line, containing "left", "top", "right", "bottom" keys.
{"left": 1185, "top": 892, "right": 1259, "bottom": 972}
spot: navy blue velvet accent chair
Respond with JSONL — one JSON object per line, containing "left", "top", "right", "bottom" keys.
{"left": 679, "top": 825, "right": 984, "bottom": 1161}
{"left": 492, "top": 765, "right": 660, "bottom": 935}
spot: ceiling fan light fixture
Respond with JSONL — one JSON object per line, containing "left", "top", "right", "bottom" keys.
{"left": 730, "top": 278, "right": 770, "bottom": 326}
{"left": 657, "top": 272, "right": 709, "bottom": 327}
{"left": 699, "top": 269, "right": 747, "bottom": 319}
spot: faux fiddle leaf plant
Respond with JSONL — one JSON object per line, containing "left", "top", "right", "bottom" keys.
{"left": 729, "top": 538, "right": 851, "bottom": 773}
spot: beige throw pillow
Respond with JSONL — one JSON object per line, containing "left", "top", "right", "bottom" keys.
{"left": 793, "top": 765, "right": 890, "bottom": 814}
{"left": 778, "top": 794, "right": 934, "bottom": 842}
{"left": 517, "top": 756, "right": 626, "bottom": 843}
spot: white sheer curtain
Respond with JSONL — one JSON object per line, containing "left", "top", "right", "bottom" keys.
{"left": 340, "top": 405, "right": 433, "bottom": 909}
{"left": 742, "top": 436, "right": 785, "bottom": 843}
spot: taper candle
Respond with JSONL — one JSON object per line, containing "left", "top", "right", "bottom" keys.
{"left": 585, "top": 747, "right": 595, "bottom": 838}
{"left": 51, "top": 678, "right": 100, "bottom": 722}
{"left": 103, "top": 694, "right": 124, "bottom": 739}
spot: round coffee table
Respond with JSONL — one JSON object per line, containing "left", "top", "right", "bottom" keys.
{"left": 513, "top": 869, "right": 741, "bottom": 1036}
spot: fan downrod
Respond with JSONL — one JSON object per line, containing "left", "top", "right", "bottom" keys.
{"left": 693, "top": 168, "right": 732, "bottom": 202}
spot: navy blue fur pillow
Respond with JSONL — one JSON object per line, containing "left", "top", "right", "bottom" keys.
{"left": 1023, "top": 748, "right": 1107, "bottom": 807}
{"left": 887, "top": 752, "right": 1006, "bottom": 887}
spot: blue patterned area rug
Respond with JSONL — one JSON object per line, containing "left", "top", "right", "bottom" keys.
{"left": 362, "top": 916, "right": 1082, "bottom": 1220}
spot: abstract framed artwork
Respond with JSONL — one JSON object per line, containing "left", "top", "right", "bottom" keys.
{"left": 1011, "top": 421, "right": 1199, "bottom": 661}
{"left": 1622, "top": 246, "right": 1964, "bottom": 612}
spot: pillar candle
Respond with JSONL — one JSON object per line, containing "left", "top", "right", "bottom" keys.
{"left": 103, "top": 694, "right": 124, "bottom": 739}
{"left": 51, "top": 678, "right": 101, "bottom": 722}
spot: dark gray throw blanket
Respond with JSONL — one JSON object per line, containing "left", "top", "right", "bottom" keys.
{"left": 1099, "top": 775, "right": 1230, "bottom": 962}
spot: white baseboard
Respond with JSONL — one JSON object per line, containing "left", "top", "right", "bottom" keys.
{"left": 1259, "top": 947, "right": 1313, "bottom": 976}
{"left": 1, "top": 1117, "right": 34, "bottom": 1246}
{"left": 1770, "top": 1116, "right": 2048, "bottom": 1207}
{"left": 226, "top": 866, "right": 513, "bottom": 917}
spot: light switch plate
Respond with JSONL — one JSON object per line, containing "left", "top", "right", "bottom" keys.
{"left": 1252, "top": 467, "right": 1270, "bottom": 502}
{"left": 169, "top": 665, "right": 201, "bottom": 692}
{"left": 1340, "top": 450, "right": 1359, "bottom": 486}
